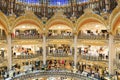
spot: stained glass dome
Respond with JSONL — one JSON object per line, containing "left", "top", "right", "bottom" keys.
{"left": 17, "top": 0, "right": 89, "bottom": 6}
{"left": 17, "top": 0, "right": 42, "bottom": 4}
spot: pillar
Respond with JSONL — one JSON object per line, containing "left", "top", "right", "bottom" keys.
{"left": 74, "top": 34, "right": 77, "bottom": 67}
{"left": 42, "top": 33, "right": 46, "bottom": 65}
{"left": 109, "top": 34, "right": 116, "bottom": 75}
{"left": 7, "top": 33, "right": 12, "bottom": 70}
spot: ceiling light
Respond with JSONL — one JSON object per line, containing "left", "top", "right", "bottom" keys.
{"left": 21, "top": 25, "right": 26, "bottom": 28}
{"left": 95, "top": 25, "right": 99, "bottom": 28}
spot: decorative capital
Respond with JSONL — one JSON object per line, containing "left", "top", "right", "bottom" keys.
{"left": 24, "top": 6, "right": 34, "bottom": 16}
{"left": 84, "top": 8, "right": 93, "bottom": 14}
{"left": 8, "top": 31, "right": 12, "bottom": 35}
{"left": 53, "top": 9, "right": 66, "bottom": 18}
{"left": 42, "top": 17, "right": 47, "bottom": 24}
{"left": 70, "top": 16, "right": 76, "bottom": 23}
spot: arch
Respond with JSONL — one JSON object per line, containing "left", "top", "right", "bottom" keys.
{"left": 76, "top": 13, "right": 107, "bottom": 33}
{"left": 11, "top": 12, "right": 43, "bottom": 33}
{"left": 46, "top": 17, "right": 74, "bottom": 31}
{"left": 109, "top": 5, "right": 120, "bottom": 35}
{"left": 0, "top": 11, "right": 9, "bottom": 36}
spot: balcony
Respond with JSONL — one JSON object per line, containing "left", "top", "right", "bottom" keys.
{"left": 80, "top": 54, "right": 108, "bottom": 62}
{"left": 115, "top": 35, "right": 120, "bottom": 40}
{"left": 78, "top": 35, "right": 108, "bottom": 40}
{"left": 47, "top": 35, "right": 73, "bottom": 39}
{"left": 47, "top": 53, "right": 73, "bottom": 57}
{"left": 12, "top": 35, "right": 42, "bottom": 40}
{"left": 12, "top": 70, "right": 98, "bottom": 80}
{"left": 0, "top": 36, "right": 6, "bottom": 40}
{"left": 0, "top": 57, "right": 7, "bottom": 63}
{"left": 13, "top": 53, "right": 42, "bottom": 59}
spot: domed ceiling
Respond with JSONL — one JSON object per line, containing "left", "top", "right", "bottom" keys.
{"left": 17, "top": 0, "right": 89, "bottom": 6}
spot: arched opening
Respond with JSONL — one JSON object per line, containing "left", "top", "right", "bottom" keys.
{"left": 111, "top": 15, "right": 120, "bottom": 35}
{"left": 46, "top": 24, "right": 74, "bottom": 70}
{"left": 48, "top": 24, "right": 73, "bottom": 38}
{"left": 77, "top": 22, "right": 109, "bottom": 65}
{"left": 12, "top": 24, "right": 43, "bottom": 59}
{"left": 0, "top": 25, "right": 7, "bottom": 40}
{"left": 0, "top": 24, "right": 8, "bottom": 68}
{"left": 11, "top": 23, "right": 43, "bottom": 71}
{"left": 12, "top": 24, "right": 42, "bottom": 39}
{"left": 78, "top": 22, "right": 108, "bottom": 37}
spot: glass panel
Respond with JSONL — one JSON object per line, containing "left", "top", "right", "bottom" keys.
{"left": 17, "top": 0, "right": 42, "bottom": 4}
{"left": 48, "top": 0, "right": 69, "bottom": 6}
{"left": 77, "top": 0, "right": 89, "bottom": 4}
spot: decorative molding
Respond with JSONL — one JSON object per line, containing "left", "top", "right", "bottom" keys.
{"left": 11, "top": 11, "right": 43, "bottom": 33}
{"left": 76, "top": 10, "right": 107, "bottom": 32}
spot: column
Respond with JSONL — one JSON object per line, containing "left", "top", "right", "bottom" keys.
{"left": 74, "top": 34, "right": 77, "bottom": 68}
{"left": 7, "top": 33, "right": 12, "bottom": 70}
{"left": 42, "top": 33, "right": 46, "bottom": 65}
{"left": 109, "top": 34, "right": 116, "bottom": 75}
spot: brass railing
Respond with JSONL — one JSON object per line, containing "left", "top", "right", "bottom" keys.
{"left": 13, "top": 35, "right": 42, "bottom": 39}
{"left": 0, "top": 36, "right": 6, "bottom": 40}
{"left": 78, "top": 35, "right": 108, "bottom": 40}
{"left": 81, "top": 54, "right": 108, "bottom": 61}
{"left": 47, "top": 53, "right": 73, "bottom": 57}
{"left": 47, "top": 35, "right": 73, "bottom": 39}
{"left": 115, "top": 35, "right": 120, "bottom": 40}
{"left": 13, "top": 54, "right": 42, "bottom": 59}
{"left": 13, "top": 70, "right": 98, "bottom": 80}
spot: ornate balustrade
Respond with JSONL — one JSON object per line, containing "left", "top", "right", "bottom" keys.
{"left": 78, "top": 35, "right": 108, "bottom": 40}
{"left": 114, "top": 35, "right": 120, "bottom": 40}
{"left": 13, "top": 70, "right": 98, "bottom": 80}
{"left": 13, "top": 54, "right": 42, "bottom": 59}
{"left": 81, "top": 54, "right": 108, "bottom": 62}
{"left": 12, "top": 35, "right": 42, "bottom": 39}
{"left": 0, "top": 36, "right": 6, "bottom": 40}
{"left": 0, "top": 58, "right": 7, "bottom": 63}
{"left": 47, "top": 35, "right": 73, "bottom": 39}
{"left": 47, "top": 53, "right": 72, "bottom": 57}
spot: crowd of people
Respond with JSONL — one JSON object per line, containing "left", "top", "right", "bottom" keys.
{"left": 78, "top": 30, "right": 109, "bottom": 39}
{"left": 47, "top": 45, "right": 72, "bottom": 56}
{"left": 0, "top": 59, "right": 115, "bottom": 80}
{"left": 12, "top": 46, "right": 43, "bottom": 58}
{"left": 12, "top": 29, "right": 43, "bottom": 38}
{"left": 79, "top": 46, "right": 109, "bottom": 61}
{"left": 48, "top": 30, "right": 72, "bottom": 37}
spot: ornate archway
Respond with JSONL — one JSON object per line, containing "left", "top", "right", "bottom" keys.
{"left": 46, "top": 17, "right": 74, "bottom": 31}
{"left": 0, "top": 11, "right": 9, "bottom": 36}
{"left": 109, "top": 4, "right": 120, "bottom": 35}
{"left": 11, "top": 11, "right": 43, "bottom": 33}
{"left": 76, "top": 10, "right": 107, "bottom": 33}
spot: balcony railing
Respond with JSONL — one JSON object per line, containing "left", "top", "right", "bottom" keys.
{"left": 12, "top": 70, "right": 98, "bottom": 80}
{"left": 0, "top": 57, "right": 7, "bottom": 63}
{"left": 115, "top": 35, "right": 120, "bottom": 40}
{"left": 0, "top": 36, "right": 6, "bottom": 40}
{"left": 81, "top": 54, "right": 108, "bottom": 62}
{"left": 47, "top": 53, "right": 73, "bottom": 57}
{"left": 13, "top": 35, "right": 42, "bottom": 39}
{"left": 78, "top": 35, "right": 108, "bottom": 40}
{"left": 47, "top": 35, "right": 73, "bottom": 39}
{"left": 13, "top": 53, "right": 42, "bottom": 59}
